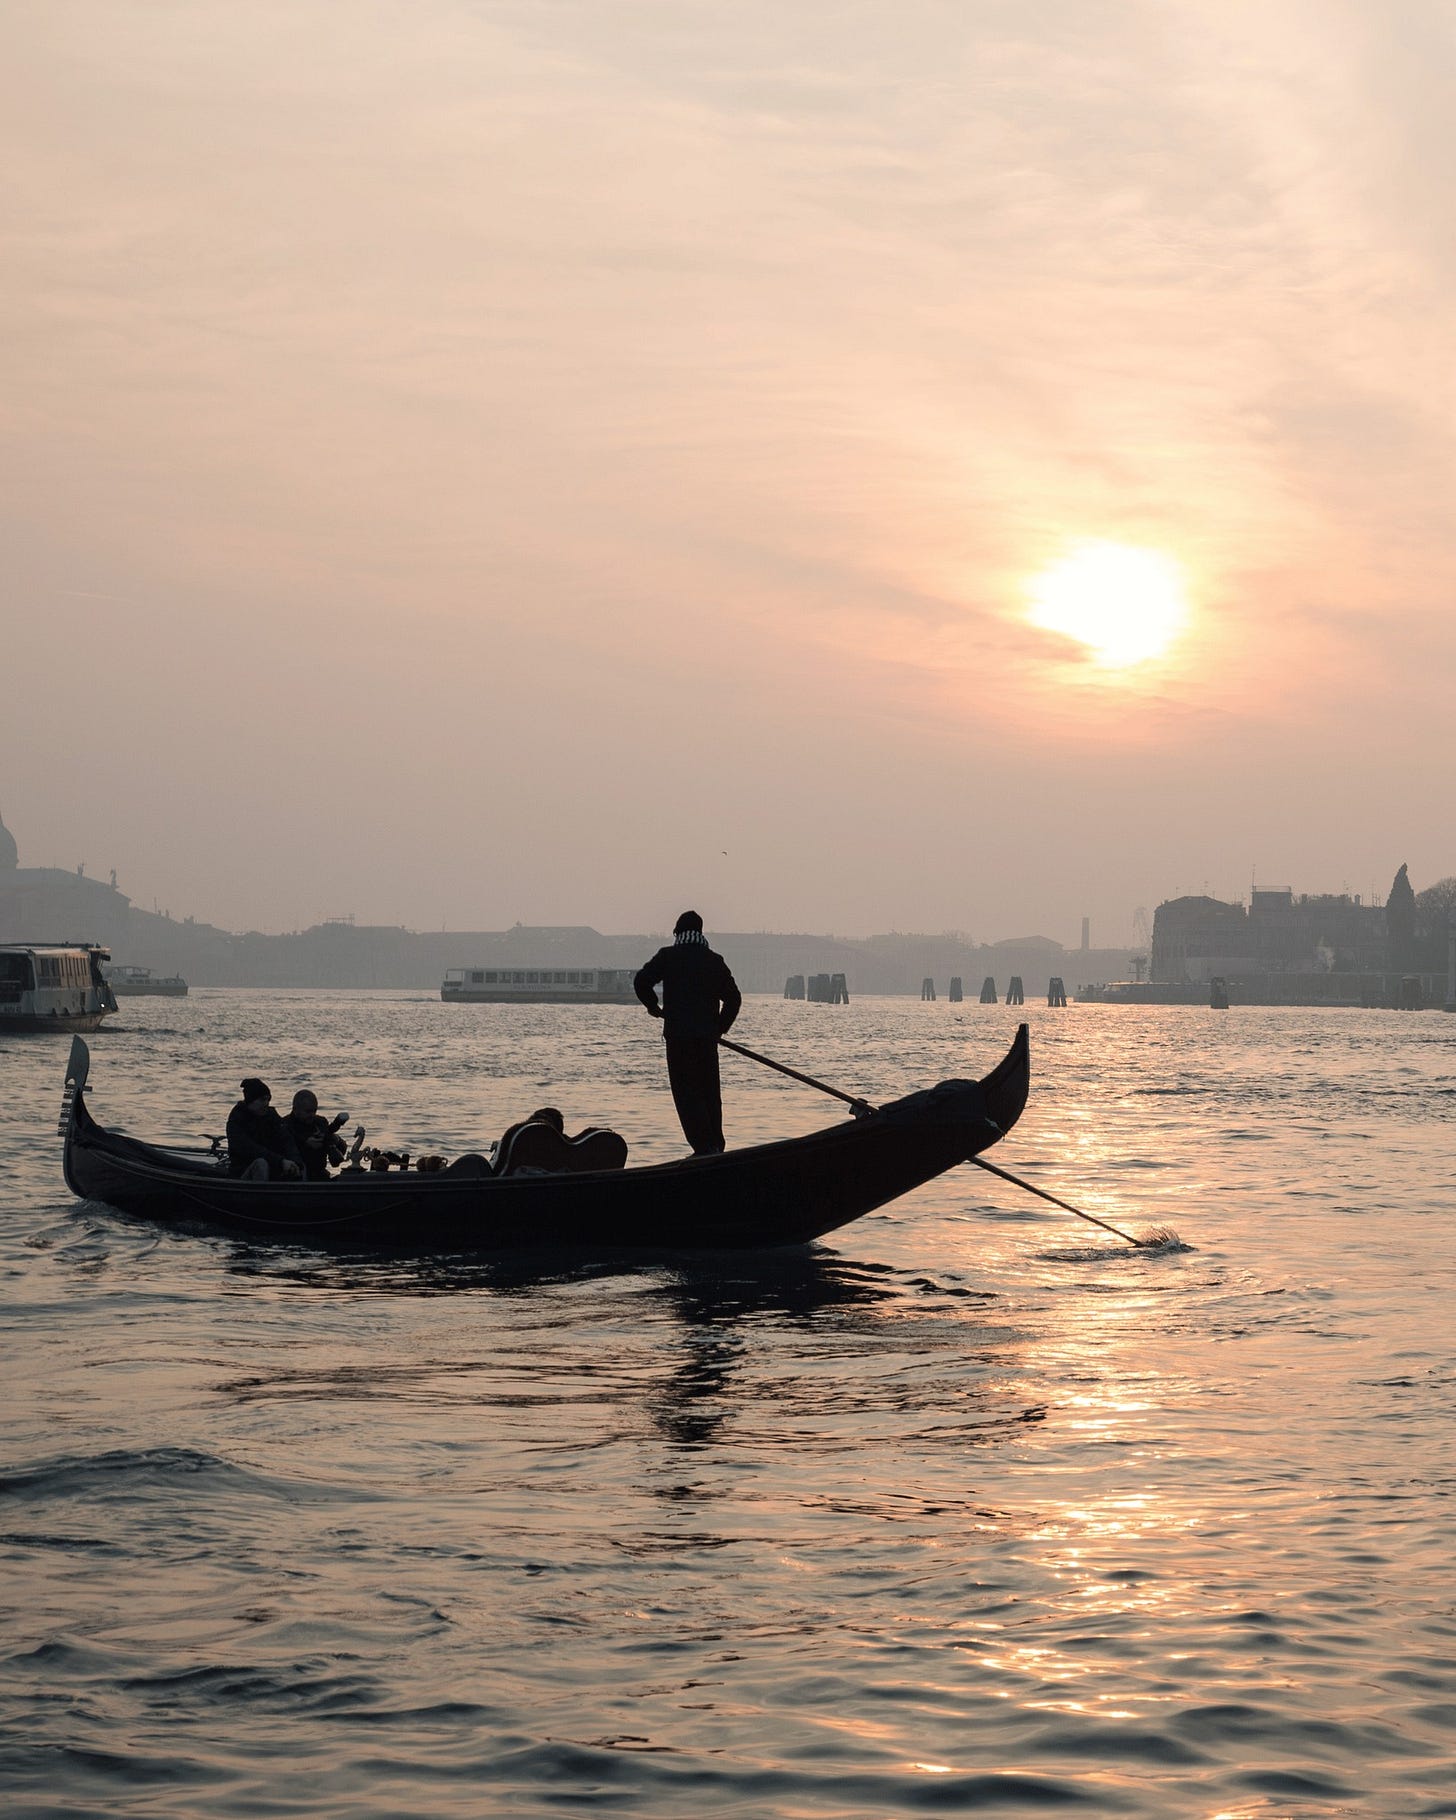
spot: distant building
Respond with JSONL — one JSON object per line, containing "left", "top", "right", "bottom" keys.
{"left": 1151, "top": 883, "right": 1388, "bottom": 983}
{"left": 0, "top": 808, "right": 135, "bottom": 948}
{"left": 1150, "top": 895, "right": 1249, "bottom": 982}
{"left": 1386, "top": 863, "right": 1417, "bottom": 970}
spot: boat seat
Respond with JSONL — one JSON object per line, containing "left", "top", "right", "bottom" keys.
{"left": 439, "top": 1152, "right": 492, "bottom": 1178}
{"left": 494, "top": 1121, "right": 629, "bottom": 1177}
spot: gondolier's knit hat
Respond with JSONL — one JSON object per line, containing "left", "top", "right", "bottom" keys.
{"left": 673, "top": 910, "right": 709, "bottom": 953}
{"left": 241, "top": 1077, "right": 271, "bottom": 1103}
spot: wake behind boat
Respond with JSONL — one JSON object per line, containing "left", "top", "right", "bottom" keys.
{"left": 58, "top": 1027, "right": 1030, "bottom": 1251}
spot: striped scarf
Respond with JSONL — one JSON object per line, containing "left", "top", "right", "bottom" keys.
{"left": 674, "top": 927, "right": 707, "bottom": 947}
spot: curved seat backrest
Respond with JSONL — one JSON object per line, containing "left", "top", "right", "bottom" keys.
{"left": 495, "top": 1121, "right": 628, "bottom": 1177}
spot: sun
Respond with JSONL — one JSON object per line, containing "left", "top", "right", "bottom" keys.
{"left": 1025, "top": 542, "right": 1189, "bottom": 669}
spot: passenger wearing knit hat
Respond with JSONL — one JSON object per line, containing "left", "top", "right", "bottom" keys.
{"left": 226, "top": 1076, "right": 302, "bottom": 1182}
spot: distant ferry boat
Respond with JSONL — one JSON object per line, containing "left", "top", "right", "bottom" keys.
{"left": 442, "top": 966, "right": 640, "bottom": 1005}
{"left": 107, "top": 964, "right": 188, "bottom": 997}
{"left": 0, "top": 944, "right": 117, "bottom": 1032}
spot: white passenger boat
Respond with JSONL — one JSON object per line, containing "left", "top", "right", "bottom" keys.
{"left": 107, "top": 964, "right": 188, "bottom": 997}
{"left": 0, "top": 944, "right": 117, "bottom": 1032}
{"left": 441, "top": 966, "right": 640, "bottom": 1005}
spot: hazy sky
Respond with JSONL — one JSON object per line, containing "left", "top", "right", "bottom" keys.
{"left": 5, "top": 1, "right": 1453, "bottom": 943}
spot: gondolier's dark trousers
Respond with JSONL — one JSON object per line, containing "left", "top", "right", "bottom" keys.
{"left": 665, "top": 1036, "right": 725, "bottom": 1155}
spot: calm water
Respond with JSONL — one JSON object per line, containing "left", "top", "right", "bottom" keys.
{"left": 3, "top": 992, "right": 1456, "bottom": 1818}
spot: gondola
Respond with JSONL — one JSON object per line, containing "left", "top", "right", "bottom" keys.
{"left": 58, "top": 1026, "right": 1030, "bottom": 1251}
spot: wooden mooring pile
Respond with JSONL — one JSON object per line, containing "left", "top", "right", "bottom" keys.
{"left": 784, "top": 973, "right": 849, "bottom": 1003}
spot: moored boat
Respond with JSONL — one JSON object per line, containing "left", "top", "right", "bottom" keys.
{"left": 1, "top": 944, "right": 116, "bottom": 1033}
{"left": 59, "top": 1025, "right": 1030, "bottom": 1251}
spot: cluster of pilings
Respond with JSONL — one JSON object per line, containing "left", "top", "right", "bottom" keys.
{"left": 787, "top": 973, "right": 1073, "bottom": 1006}
{"left": 911, "top": 974, "right": 1068, "bottom": 1006}
{"left": 784, "top": 973, "right": 849, "bottom": 1003}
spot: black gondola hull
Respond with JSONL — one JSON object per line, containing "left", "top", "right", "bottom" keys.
{"left": 61, "top": 1026, "right": 1030, "bottom": 1251}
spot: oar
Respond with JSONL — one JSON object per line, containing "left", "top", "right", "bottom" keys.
{"left": 717, "top": 1036, "right": 875, "bottom": 1118}
{"left": 719, "top": 1035, "right": 1151, "bottom": 1248}
{"left": 965, "top": 1152, "right": 1144, "bottom": 1247}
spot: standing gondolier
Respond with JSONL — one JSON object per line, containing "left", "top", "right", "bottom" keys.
{"left": 635, "top": 911, "right": 742, "bottom": 1155}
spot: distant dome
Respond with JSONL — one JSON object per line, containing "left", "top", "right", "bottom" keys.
{"left": 0, "top": 809, "right": 16, "bottom": 871}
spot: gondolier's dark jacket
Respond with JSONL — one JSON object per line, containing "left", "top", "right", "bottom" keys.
{"left": 634, "top": 944, "right": 742, "bottom": 1041}
{"left": 225, "top": 1101, "right": 303, "bottom": 1178}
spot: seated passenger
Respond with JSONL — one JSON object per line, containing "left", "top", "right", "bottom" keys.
{"left": 281, "top": 1088, "right": 349, "bottom": 1182}
{"left": 226, "top": 1077, "right": 302, "bottom": 1181}
{"left": 494, "top": 1106, "right": 565, "bottom": 1168}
